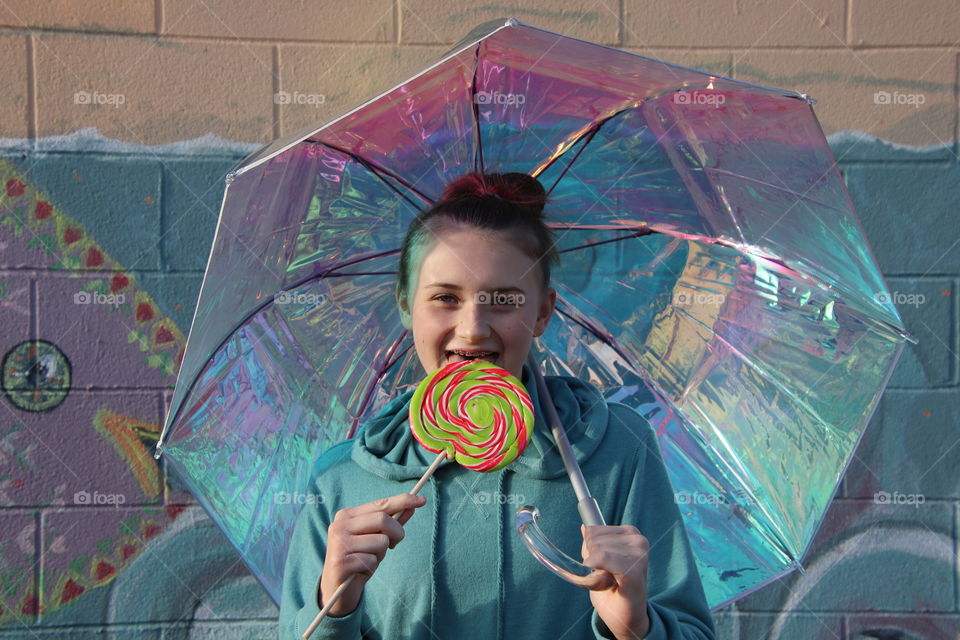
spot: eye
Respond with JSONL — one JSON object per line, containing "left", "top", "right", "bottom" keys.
{"left": 432, "top": 293, "right": 458, "bottom": 304}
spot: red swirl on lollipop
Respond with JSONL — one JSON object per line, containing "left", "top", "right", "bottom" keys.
{"left": 409, "top": 360, "right": 534, "bottom": 471}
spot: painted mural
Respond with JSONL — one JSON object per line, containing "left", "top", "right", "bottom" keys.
{"left": 0, "top": 156, "right": 190, "bottom": 621}
{"left": 0, "top": 125, "right": 956, "bottom": 639}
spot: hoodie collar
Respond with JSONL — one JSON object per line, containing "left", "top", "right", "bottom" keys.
{"left": 350, "top": 362, "right": 608, "bottom": 481}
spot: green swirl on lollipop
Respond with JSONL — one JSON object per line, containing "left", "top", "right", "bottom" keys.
{"left": 409, "top": 360, "right": 534, "bottom": 472}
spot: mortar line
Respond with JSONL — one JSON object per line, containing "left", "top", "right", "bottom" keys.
{"left": 395, "top": 0, "right": 401, "bottom": 43}
{"left": 617, "top": 0, "right": 624, "bottom": 46}
{"left": 158, "top": 161, "right": 167, "bottom": 271}
{"left": 155, "top": 0, "right": 164, "bottom": 34}
{"left": 954, "top": 52, "right": 959, "bottom": 162}
{"left": 25, "top": 33, "right": 37, "bottom": 140}
{"left": 844, "top": 0, "right": 851, "bottom": 46}
{"left": 272, "top": 45, "right": 281, "bottom": 139}
{"left": 953, "top": 500, "right": 958, "bottom": 617}
{"left": 954, "top": 276, "right": 959, "bottom": 386}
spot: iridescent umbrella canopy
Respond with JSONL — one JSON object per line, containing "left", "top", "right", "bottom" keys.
{"left": 155, "top": 19, "right": 908, "bottom": 609}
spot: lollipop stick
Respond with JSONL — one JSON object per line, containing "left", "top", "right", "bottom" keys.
{"left": 301, "top": 450, "right": 447, "bottom": 639}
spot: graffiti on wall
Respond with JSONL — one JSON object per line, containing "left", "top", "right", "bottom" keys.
{"left": 0, "top": 158, "right": 189, "bottom": 621}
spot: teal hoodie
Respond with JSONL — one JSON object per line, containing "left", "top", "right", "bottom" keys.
{"left": 279, "top": 364, "right": 716, "bottom": 639}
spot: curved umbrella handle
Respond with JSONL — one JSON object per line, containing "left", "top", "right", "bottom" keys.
{"left": 515, "top": 505, "right": 616, "bottom": 590}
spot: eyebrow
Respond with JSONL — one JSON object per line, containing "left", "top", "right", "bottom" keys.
{"left": 425, "top": 283, "right": 527, "bottom": 294}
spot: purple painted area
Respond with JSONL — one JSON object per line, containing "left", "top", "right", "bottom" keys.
{"left": 42, "top": 507, "right": 143, "bottom": 577}
{"left": 0, "top": 391, "right": 162, "bottom": 508}
{"left": 0, "top": 512, "right": 37, "bottom": 620}
{"left": 36, "top": 275, "right": 169, "bottom": 389}
{"left": 0, "top": 271, "right": 31, "bottom": 344}
{"left": 41, "top": 506, "right": 178, "bottom": 611}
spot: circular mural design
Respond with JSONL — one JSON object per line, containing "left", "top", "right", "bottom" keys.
{"left": 1, "top": 339, "right": 72, "bottom": 412}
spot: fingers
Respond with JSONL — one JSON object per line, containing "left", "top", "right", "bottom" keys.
{"left": 581, "top": 524, "right": 647, "bottom": 550}
{"left": 340, "top": 533, "right": 391, "bottom": 575}
{"left": 580, "top": 524, "right": 649, "bottom": 581}
{"left": 581, "top": 524, "right": 643, "bottom": 540}
{"left": 327, "top": 493, "right": 428, "bottom": 569}
{"left": 394, "top": 507, "right": 416, "bottom": 528}
{"left": 342, "top": 493, "right": 427, "bottom": 519}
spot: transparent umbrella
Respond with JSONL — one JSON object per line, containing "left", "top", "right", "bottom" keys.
{"left": 154, "top": 18, "right": 909, "bottom": 610}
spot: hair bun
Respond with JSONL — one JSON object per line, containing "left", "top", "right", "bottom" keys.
{"left": 440, "top": 172, "right": 547, "bottom": 218}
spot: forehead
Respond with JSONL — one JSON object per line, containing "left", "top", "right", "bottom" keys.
{"left": 416, "top": 226, "right": 539, "bottom": 288}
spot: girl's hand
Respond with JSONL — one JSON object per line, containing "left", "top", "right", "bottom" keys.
{"left": 319, "top": 493, "right": 427, "bottom": 617}
{"left": 581, "top": 524, "right": 651, "bottom": 640}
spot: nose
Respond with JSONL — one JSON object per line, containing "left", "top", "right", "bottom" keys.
{"left": 456, "top": 299, "right": 491, "bottom": 342}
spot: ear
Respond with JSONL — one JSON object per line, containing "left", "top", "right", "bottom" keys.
{"left": 397, "top": 293, "right": 412, "bottom": 330}
{"left": 533, "top": 287, "right": 557, "bottom": 337}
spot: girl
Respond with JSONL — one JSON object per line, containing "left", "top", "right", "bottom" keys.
{"left": 279, "top": 172, "right": 716, "bottom": 639}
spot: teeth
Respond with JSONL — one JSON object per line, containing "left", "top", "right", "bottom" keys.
{"left": 449, "top": 350, "right": 494, "bottom": 360}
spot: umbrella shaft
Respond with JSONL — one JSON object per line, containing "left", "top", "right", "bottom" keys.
{"left": 526, "top": 354, "right": 605, "bottom": 527}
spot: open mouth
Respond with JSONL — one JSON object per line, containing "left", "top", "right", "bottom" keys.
{"left": 445, "top": 349, "right": 499, "bottom": 365}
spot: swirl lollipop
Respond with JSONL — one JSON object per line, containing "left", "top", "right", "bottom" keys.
{"left": 409, "top": 359, "right": 534, "bottom": 471}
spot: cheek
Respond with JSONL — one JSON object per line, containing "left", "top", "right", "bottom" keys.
{"left": 499, "top": 316, "right": 535, "bottom": 343}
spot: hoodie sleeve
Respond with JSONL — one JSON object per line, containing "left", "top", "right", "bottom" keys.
{"left": 589, "top": 404, "right": 717, "bottom": 640}
{"left": 278, "top": 486, "right": 364, "bottom": 640}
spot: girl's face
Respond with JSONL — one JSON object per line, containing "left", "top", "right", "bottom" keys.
{"left": 403, "top": 225, "right": 556, "bottom": 379}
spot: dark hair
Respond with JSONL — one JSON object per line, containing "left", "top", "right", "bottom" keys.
{"left": 396, "top": 172, "right": 559, "bottom": 318}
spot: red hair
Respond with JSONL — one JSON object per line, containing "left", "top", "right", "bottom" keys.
{"left": 440, "top": 172, "right": 548, "bottom": 211}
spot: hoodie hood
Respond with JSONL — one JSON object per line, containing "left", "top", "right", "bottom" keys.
{"left": 351, "top": 362, "right": 609, "bottom": 481}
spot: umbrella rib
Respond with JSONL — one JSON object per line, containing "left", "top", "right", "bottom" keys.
{"left": 537, "top": 102, "right": 646, "bottom": 197}
{"left": 313, "top": 140, "right": 434, "bottom": 208}
{"left": 288, "top": 248, "right": 400, "bottom": 289}
{"left": 553, "top": 304, "right": 639, "bottom": 373}
{"left": 347, "top": 332, "right": 414, "bottom": 439}
{"left": 555, "top": 228, "right": 656, "bottom": 253}
{"left": 470, "top": 41, "right": 485, "bottom": 174}
{"left": 540, "top": 124, "right": 602, "bottom": 196}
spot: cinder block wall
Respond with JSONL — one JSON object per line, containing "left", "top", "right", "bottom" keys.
{"left": 0, "top": 2, "right": 956, "bottom": 639}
